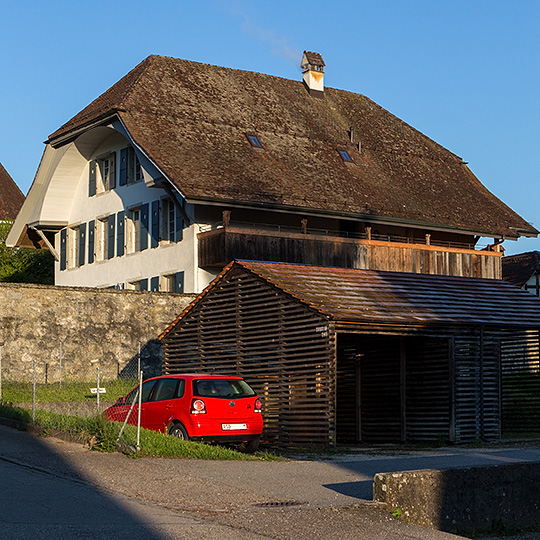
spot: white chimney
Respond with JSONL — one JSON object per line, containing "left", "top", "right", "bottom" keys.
{"left": 301, "top": 51, "right": 325, "bottom": 98}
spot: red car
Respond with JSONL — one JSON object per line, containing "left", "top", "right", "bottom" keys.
{"left": 104, "top": 374, "right": 264, "bottom": 452}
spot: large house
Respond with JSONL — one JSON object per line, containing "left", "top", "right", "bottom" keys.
{"left": 0, "top": 163, "right": 25, "bottom": 223}
{"left": 8, "top": 53, "right": 540, "bottom": 446}
{"left": 6, "top": 53, "right": 537, "bottom": 292}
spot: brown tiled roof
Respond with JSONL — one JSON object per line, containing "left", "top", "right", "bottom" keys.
{"left": 236, "top": 261, "right": 540, "bottom": 327}
{"left": 161, "top": 260, "right": 540, "bottom": 338}
{"left": 502, "top": 251, "right": 540, "bottom": 288}
{"left": 0, "top": 163, "right": 25, "bottom": 220}
{"left": 48, "top": 55, "right": 536, "bottom": 239}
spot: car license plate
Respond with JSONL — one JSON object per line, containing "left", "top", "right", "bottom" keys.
{"left": 222, "top": 423, "right": 247, "bottom": 431}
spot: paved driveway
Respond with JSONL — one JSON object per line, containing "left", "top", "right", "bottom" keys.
{"left": 3, "top": 424, "right": 540, "bottom": 539}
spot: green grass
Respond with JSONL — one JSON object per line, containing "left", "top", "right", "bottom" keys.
{"left": 0, "top": 403, "right": 281, "bottom": 460}
{"left": 1, "top": 378, "right": 138, "bottom": 403}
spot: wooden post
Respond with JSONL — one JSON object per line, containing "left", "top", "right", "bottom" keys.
{"left": 223, "top": 210, "right": 231, "bottom": 228}
{"left": 366, "top": 226, "right": 372, "bottom": 241}
{"left": 301, "top": 218, "right": 308, "bottom": 234}
{"left": 400, "top": 338, "right": 407, "bottom": 443}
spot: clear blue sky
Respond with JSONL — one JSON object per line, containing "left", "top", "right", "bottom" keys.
{"left": 1, "top": 0, "right": 538, "bottom": 255}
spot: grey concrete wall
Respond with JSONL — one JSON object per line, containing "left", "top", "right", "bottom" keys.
{"left": 373, "top": 463, "right": 540, "bottom": 533}
{"left": 0, "top": 283, "right": 196, "bottom": 382}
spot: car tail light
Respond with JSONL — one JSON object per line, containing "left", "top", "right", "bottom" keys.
{"left": 254, "top": 399, "right": 262, "bottom": 413}
{"left": 191, "top": 399, "right": 206, "bottom": 414}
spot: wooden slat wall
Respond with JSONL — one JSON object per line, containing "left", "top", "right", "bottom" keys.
{"left": 198, "top": 229, "right": 502, "bottom": 279}
{"left": 500, "top": 329, "right": 540, "bottom": 434}
{"left": 163, "top": 269, "right": 335, "bottom": 447}
{"left": 405, "top": 337, "right": 451, "bottom": 441}
{"left": 453, "top": 330, "right": 501, "bottom": 442}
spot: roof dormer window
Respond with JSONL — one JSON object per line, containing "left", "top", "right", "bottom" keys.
{"left": 246, "top": 134, "right": 264, "bottom": 150}
{"left": 338, "top": 149, "right": 354, "bottom": 164}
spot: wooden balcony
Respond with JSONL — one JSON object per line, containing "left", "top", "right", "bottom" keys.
{"left": 198, "top": 223, "right": 502, "bottom": 279}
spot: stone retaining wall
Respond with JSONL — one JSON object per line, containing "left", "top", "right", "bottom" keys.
{"left": 0, "top": 283, "right": 196, "bottom": 382}
{"left": 373, "top": 463, "right": 540, "bottom": 532}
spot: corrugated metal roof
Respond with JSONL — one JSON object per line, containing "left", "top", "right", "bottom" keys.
{"left": 237, "top": 261, "right": 540, "bottom": 328}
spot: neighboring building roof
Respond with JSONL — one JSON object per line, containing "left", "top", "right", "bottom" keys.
{"left": 502, "top": 251, "right": 540, "bottom": 288}
{"left": 47, "top": 55, "right": 535, "bottom": 240}
{"left": 162, "top": 260, "right": 540, "bottom": 336}
{"left": 0, "top": 162, "right": 25, "bottom": 220}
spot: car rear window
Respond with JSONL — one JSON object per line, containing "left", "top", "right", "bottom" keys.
{"left": 193, "top": 379, "right": 256, "bottom": 398}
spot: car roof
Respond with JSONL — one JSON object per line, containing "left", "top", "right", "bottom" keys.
{"left": 146, "top": 374, "right": 243, "bottom": 381}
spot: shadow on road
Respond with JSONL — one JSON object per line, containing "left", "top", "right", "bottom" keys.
{"left": 0, "top": 425, "right": 171, "bottom": 539}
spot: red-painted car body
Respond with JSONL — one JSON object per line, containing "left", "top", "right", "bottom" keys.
{"left": 104, "top": 374, "right": 263, "bottom": 451}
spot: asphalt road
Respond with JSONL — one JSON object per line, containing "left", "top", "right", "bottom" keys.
{"left": 3, "top": 424, "right": 540, "bottom": 539}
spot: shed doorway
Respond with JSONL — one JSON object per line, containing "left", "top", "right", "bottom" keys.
{"left": 336, "top": 333, "right": 451, "bottom": 443}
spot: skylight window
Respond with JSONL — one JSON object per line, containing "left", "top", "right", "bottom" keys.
{"left": 338, "top": 149, "right": 354, "bottom": 163}
{"left": 246, "top": 134, "right": 264, "bottom": 150}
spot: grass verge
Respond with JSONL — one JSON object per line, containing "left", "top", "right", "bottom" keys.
{"left": 0, "top": 403, "right": 280, "bottom": 461}
{"left": 2, "top": 378, "right": 138, "bottom": 403}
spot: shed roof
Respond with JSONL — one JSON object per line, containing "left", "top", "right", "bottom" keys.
{"left": 0, "top": 163, "right": 25, "bottom": 221}
{"left": 47, "top": 55, "right": 535, "bottom": 240}
{"left": 502, "top": 251, "right": 540, "bottom": 288}
{"left": 162, "top": 261, "right": 540, "bottom": 336}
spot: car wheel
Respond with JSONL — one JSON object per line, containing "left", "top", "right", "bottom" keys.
{"left": 241, "top": 436, "right": 260, "bottom": 453}
{"left": 169, "top": 423, "right": 189, "bottom": 440}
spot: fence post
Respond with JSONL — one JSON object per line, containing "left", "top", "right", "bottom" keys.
{"left": 97, "top": 367, "right": 100, "bottom": 413}
{"left": 136, "top": 369, "right": 143, "bottom": 452}
{"left": 32, "top": 358, "right": 36, "bottom": 423}
{"left": 59, "top": 342, "right": 63, "bottom": 385}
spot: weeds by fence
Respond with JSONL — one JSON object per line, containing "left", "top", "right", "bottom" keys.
{"left": 0, "top": 345, "right": 144, "bottom": 452}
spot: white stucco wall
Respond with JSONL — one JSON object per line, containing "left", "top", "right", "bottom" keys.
{"left": 51, "top": 128, "right": 211, "bottom": 293}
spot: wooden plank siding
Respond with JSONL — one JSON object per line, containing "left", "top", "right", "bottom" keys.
{"left": 163, "top": 268, "right": 336, "bottom": 447}
{"left": 161, "top": 262, "right": 540, "bottom": 448}
{"left": 198, "top": 227, "right": 502, "bottom": 279}
{"left": 500, "top": 329, "right": 540, "bottom": 435}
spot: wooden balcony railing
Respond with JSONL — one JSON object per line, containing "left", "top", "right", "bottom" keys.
{"left": 197, "top": 223, "right": 502, "bottom": 279}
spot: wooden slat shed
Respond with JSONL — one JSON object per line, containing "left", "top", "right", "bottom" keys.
{"left": 160, "top": 261, "right": 540, "bottom": 447}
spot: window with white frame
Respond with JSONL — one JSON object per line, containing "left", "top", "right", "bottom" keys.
{"left": 119, "top": 146, "right": 143, "bottom": 186}
{"left": 127, "top": 207, "right": 141, "bottom": 253}
{"left": 69, "top": 226, "right": 79, "bottom": 269}
{"left": 161, "top": 271, "right": 184, "bottom": 293}
{"left": 161, "top": 198, "right": 183, "bottom": 244}
{"left": 96, "top": 217, "right": 109, "bottom": 261}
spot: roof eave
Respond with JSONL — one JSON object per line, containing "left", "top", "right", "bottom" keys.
{"left": 185, "top": 195, "right": 526, "bottom": 240}
{"left": 48, "top": 110, "right": 125, "bottom": 149}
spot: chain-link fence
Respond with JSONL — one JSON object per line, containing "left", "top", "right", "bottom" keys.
{"left": 0, "top": 345, "right": 148, "bottom": 452}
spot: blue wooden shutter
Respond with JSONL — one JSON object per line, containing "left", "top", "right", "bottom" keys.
{"left": 107, "top": 215, "right": 115, "bottom": 259}
{"left": 89, "top": 161, "right": 97, "bottom": 196}
{"left": 119, "top": 148, "right": 128, "bottom": 186}
{"left": 150, "top": 276, "right": 159, "bottom": 291}
{"left": 116, "top": 211, "right": 125, "bottom": 257}
{"left": 79, "top": 223, "right": 86, "bottom": 267}
{"left": 60, "top": 228, "right": 67, "bottom": 270}
{"left": 109, "top": 152, "right": 116, "bottom": 189}
{"left": 140, "top": 203, "right": 149, "bottom": 251}
{"left": 175, "top": 207, "right": 183, "bottom": 242}
{"left": 88, "top": 220, "right": 95, "bottom": 264}
{"left": 174, "top": 271, "right": 184, "bottom": 293}
{"left": 139, "top": 278, "right": 148, "bottom": 291}
{"left": 151, "top": 200, "right": 159, "bottom": 248}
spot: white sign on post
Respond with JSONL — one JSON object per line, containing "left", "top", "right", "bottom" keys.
{"left": 90, "top": 388, "right": 106, "bottom": 394}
